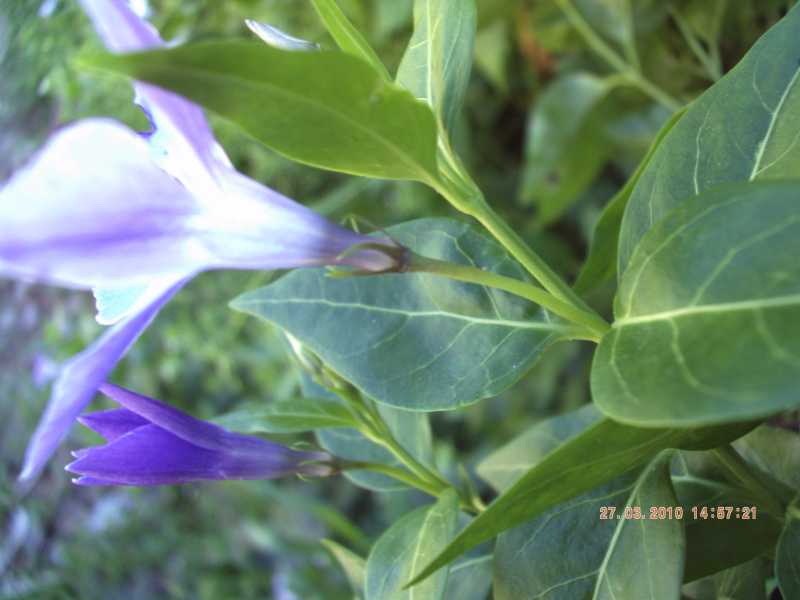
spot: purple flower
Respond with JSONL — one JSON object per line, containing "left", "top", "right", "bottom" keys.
{"left": 67, "top": 384, "right": 331, "bottom": 486}
{"left": 5, "top": 0, "right": 398, "bottom": 482}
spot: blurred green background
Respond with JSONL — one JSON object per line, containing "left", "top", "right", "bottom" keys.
{"left": 0, "top": 0, "right": 792, "bottom": 598}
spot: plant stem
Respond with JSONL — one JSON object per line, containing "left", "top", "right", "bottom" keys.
{"left": 407, "top": 253, "right": 610, "bottom": 341}
{"left": 431, "top": 178, "right": 596, "bottom": 315}
{"left": 669, "top": 7, "right": 722, "bottom": 81}
{"left": 360, "top": 399, "right": 452, "bottom": 491}
{"left": 554, "top": 0, "right": 682, "bottom": 112}
{"left": 712, "top": 444, "right": 786, "bottom": 517}
{"left": 343, "top": 461, "right": 446, "bottom": 497}
{"left": 332, "top": 383, "right": 457, "bottom": 497}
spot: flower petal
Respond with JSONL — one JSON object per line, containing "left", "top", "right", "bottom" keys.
{"left": 78, "top": 409, "right": 149, "bottom": 442}
{"left": 66, "top": 424, "right": 314, "bottom": 485}
{"left": 197, "top": 168, "right": 400, "bottom": 272}
{"left": 19, "top": 278, "right": 186, "bottom": 482}
{"left": 245, "top": 20, "right": 319, "bottom": 51}
{"left": 98, "top": 384, "right": 315, "bottom": 461}
{"left": 98, "top": 384, "right": 229, "bottom": 451}
{"left": 93, "top": 283, "right": 154, "bottom": 325}
{"left": 0, "top": 119, "right": 210, "bottom": 289}
{"left": 78, "top": 0, "right": 226, "bottom": 188}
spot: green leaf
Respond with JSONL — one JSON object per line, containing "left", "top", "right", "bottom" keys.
{"left": 682, "top": 559, "right": 768, "bottom": 600}
{"left": 574, "top": 107, "right": 686, "bottom": 295}
{"left": 444, "top": 555, "right": 492, "bottom": 600}
{"left": 712, "top": 559, "right": 768, "bottom": 600}
{"left": 572, "top": 0, "right": 639, "bottom": 59}
{"left": 310, "top": 0, "right": 391, "bottom": 81}
{"left": 407, "top": 409, "right": 754, "bottom": 586}
{"left": 321, "top": 539, "right": 366, "bottom": 597}
{"left": 777, "top": 503, "right": 800, "bottom": 599}
{"left": 396, "top": 0, "right": 476, "bottom": 135}
{"left": 366, "top": 490, "right": 460, "bottom": 599}
{"left": 84, "top": 42, "right": 438, "bottom": 182}
{"left": 519, "top": 73, "right": 618, "bottom": 224}
{"left": 735, "top": 425, "right": 800, "bottom": 491}
{"left": 494, "top": 453, "right": 684, "bottom": 600}
{"left": 477, "top": 404, "right": 602, "bottom": 491}
{"left": 593, "top": 182, "right": 800, "bottom": 427}
{"left": 474, "top": 20, "right": 510, "bottom": 92}
{"left": 213, "top": 397, "right": 357, "bottom": 434}
{"left": 233, "top": 218, "right": 572, "bottom": 411}
{"left": 673, "top": 451, "right": 782, "bottom": 582}
{"left": 618, "top": 3, "right": 800, "bottom": 271}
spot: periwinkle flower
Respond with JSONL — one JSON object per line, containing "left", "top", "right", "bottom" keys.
{"left": 4, "top": 0, "right": 398, "bottom": 482}
{"left": 67, "top": 384, "right": 331, "bottom": 486}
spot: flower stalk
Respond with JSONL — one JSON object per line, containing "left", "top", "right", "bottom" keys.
{"left": 406, "top": 253, "right": 610, "bottom": 341}
{"left": 317, "top": 368, "right": 483, "bottom": 514}
{"left": 553, "top": 0, "right": 682, "bottom": 112}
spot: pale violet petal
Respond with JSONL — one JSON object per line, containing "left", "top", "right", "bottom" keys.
{"left": 245, "top": 20, "right": 319, "bottom": 51}
{"left": 0, "top": 119, "right": 211, "bottom": 288}
{"left": 194, "top": 168, "right": 399, "bottom": 272}
{"left": 78, "top": 0, "right": 226, "bottom": 190}
{"left": 93, "top": 284, "right": 151, "bottom": 325}
{"left": 93, "top": 278, "right": 178, "bottom": 325}
{"left": 19, "top": 278, "right": 187, "bottom": 482}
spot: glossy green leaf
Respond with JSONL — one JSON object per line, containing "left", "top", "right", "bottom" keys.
{"left": 322, "top": 539, "right": 366, "bottom": 597}
{"left": 494, "top": 453, "right": 683, "bottom": 600}
{"left": 594, "top": 183, "right": 800, "bottom": 427}
{"left": 593, "top": 455, "right": 684, "bottom": 599}
{"left": 366, "top": 490, "right": 460, "bottom": 599}
{"left": 712, "top": 559, "right": 768, "bottom": 600}
{"left": 408, "top": 409, "right": 754, "bottom": 586}
{"left": 396, "top": 0, "right": 476, "bottom": 134}
{"left": 520, "top": 73, "right": 617, "bottom": 224}
{"left": 310, "top": 0, "right": 391, "bottom": 81}
{"left": 735, "top": 425, "right": 800, "bottom": 491}
{"left": 233, "top": 218, "right": 572, "bottom": 411}
{"left": 682, "top": 558, "right": 768, "bottom": 600}
{"left": 673, "top": 451, "right": 782, "bottom": 582}
{"left": 619, "top": 3, "right": 800, "bottom": 270}
{"left": 85, "top": 42, "right": 438, "bottom": 182}
{"left": 572, "top": 0, "right": 638, "bottom": 60}
{"left": 213, "top": 397, "right": 357, "bottom": 434}
{"left": 444, "top": 555, "right": 492, "bottom": 600}
{"left": 574, "top": 107, "right": 686, "bottom": 295}
{"left": 777, "top": 503, "right": 800, "bottom": 600}
{"left": 474, "top": 20, "right": 510, "bottom": 91}
{"left": 477, "top": 404, "right": 601, "bottom": 491}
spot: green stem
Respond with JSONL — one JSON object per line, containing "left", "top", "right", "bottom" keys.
{"left": 333, "top": 383, "right": 454, "bottom": 493}
{"left": 407, "top": 253, "right": 610, "bottom": 341}
{"left": 431, "top": 178, "right": 596, "bottom": 315}
{"left": 343, "top": 461, "right": 446, "bottom": 496}
{"left": 363, "top": 400, "right": 452, "bottom": 491}
{"left": 668, "top": 7, "right": 722, "bottom": 81}
{"left": 554, "top": 0, "right": 681, "bottom": 112}
{"left": 712, "top": 445, "right": 786, "bottom": 517}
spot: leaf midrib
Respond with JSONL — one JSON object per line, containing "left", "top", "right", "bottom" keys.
{"left": 615, "top": 292, "right": 800, "bottom": 327}
{"left": 237, "top": 296, "right": 565, "bottom": 332}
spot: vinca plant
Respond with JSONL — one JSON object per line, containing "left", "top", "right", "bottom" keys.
{"left": 4, "top": 0, "right": 800, "bottom": 598}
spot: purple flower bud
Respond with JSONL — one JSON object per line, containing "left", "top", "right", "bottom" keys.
{"left": 67, "top": 384, "right": 331, "bottom": 486}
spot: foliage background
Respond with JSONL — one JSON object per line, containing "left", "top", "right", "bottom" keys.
{"left": 0, "top": 0, "right": 793, "bottom": 598}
